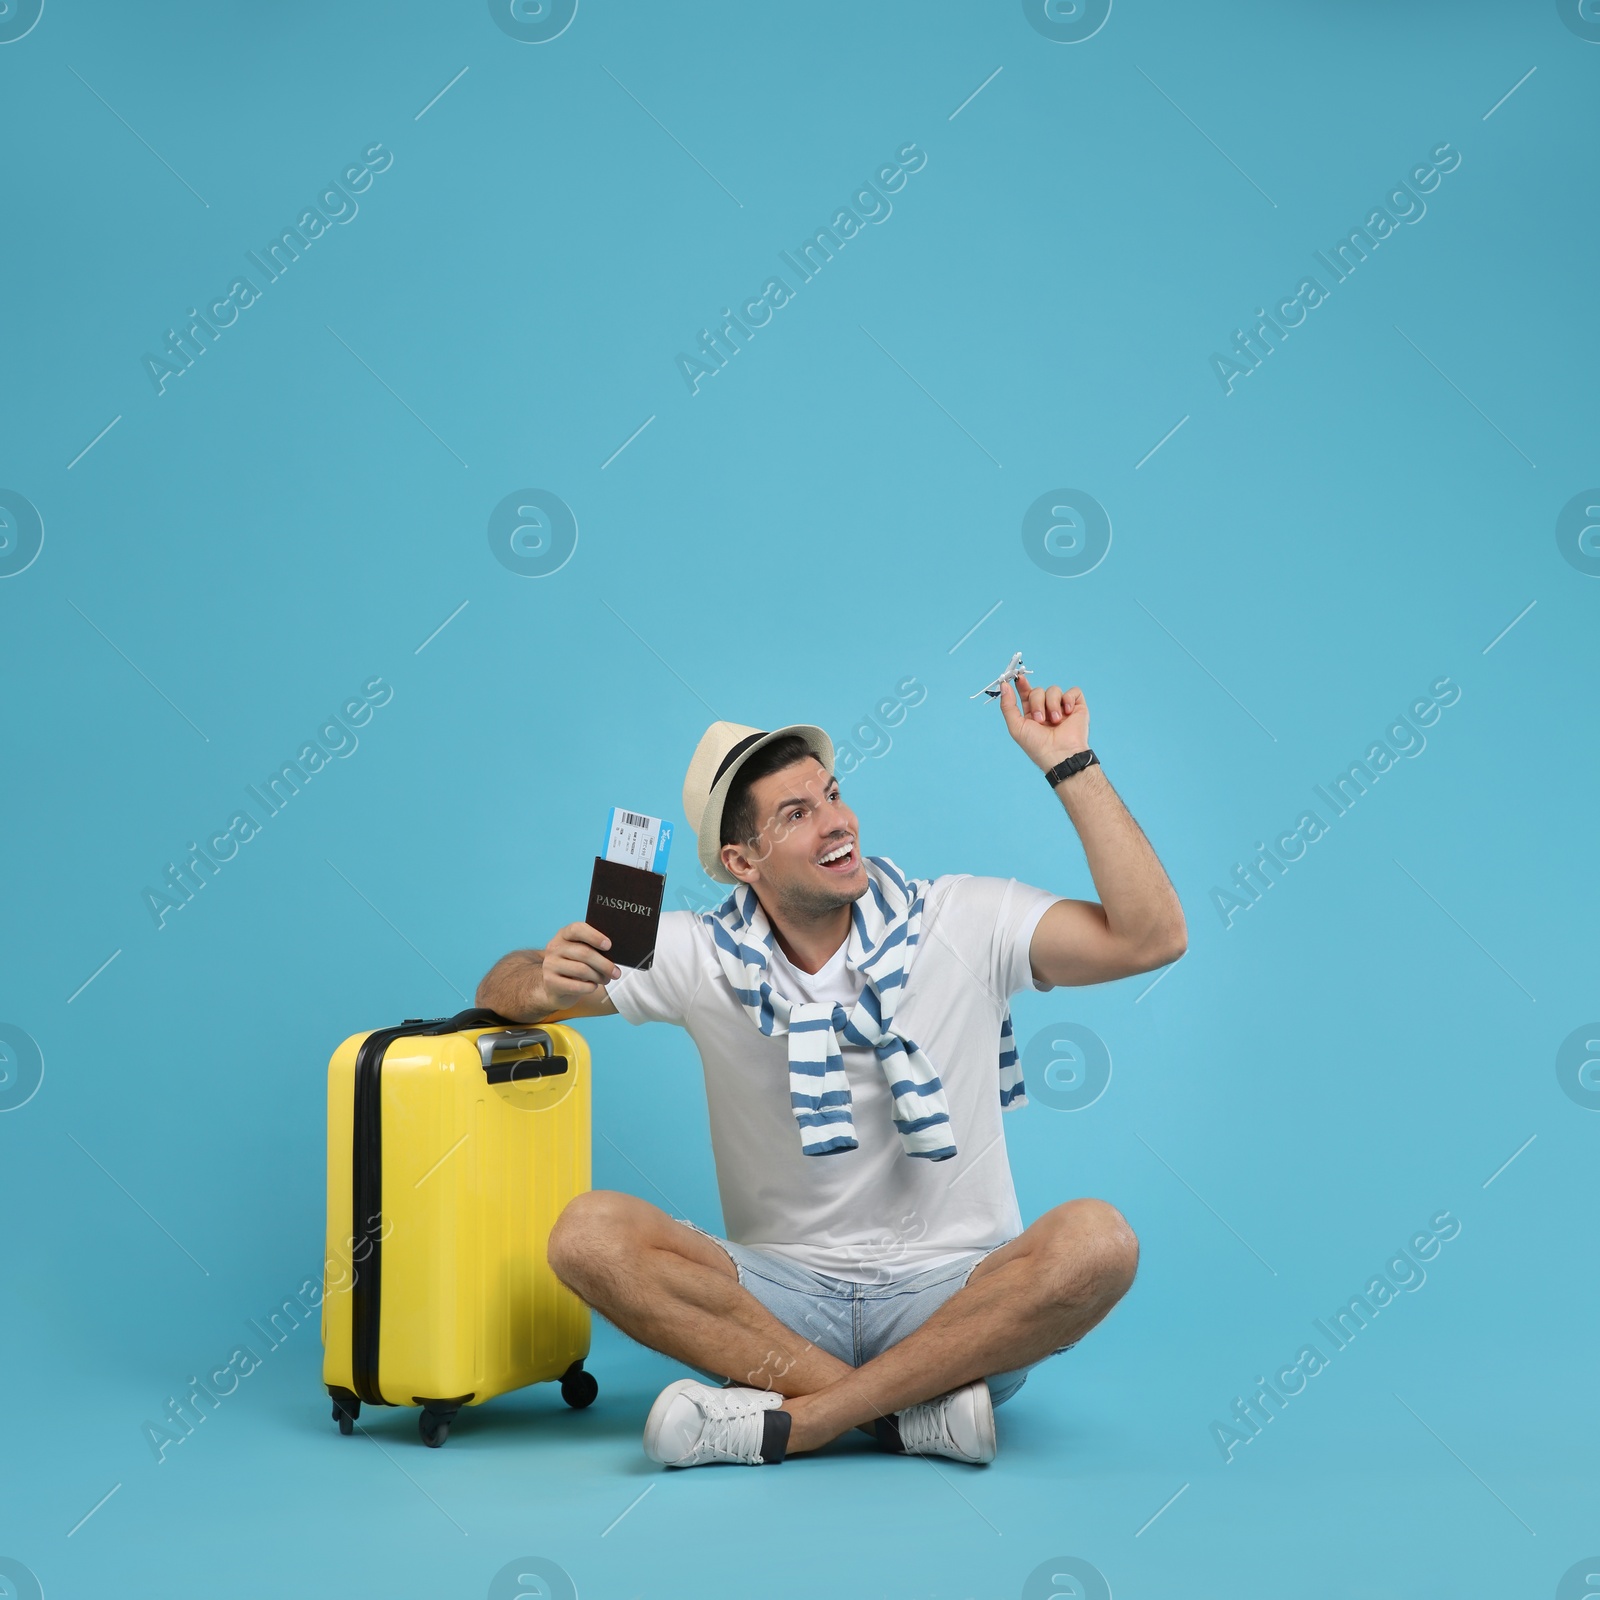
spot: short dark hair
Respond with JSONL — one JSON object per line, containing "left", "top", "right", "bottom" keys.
{"left": 719, "top": 734, "right": 824, "bottom": 850}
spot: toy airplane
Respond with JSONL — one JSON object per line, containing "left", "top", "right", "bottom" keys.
{"left": 970, "top": 651, "right": 1033, "bottom": 700}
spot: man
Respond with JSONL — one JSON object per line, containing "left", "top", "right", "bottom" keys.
{"left": 477, "top": 673, "right": 1185, "bottom": 1469}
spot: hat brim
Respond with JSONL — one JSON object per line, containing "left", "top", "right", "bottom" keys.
{"left": 697, "top": 724, "right": 834, "bottom": 883}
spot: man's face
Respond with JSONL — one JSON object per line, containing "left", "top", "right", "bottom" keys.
{"left": 721, "top": 757, "right": 868, "bottom": 916}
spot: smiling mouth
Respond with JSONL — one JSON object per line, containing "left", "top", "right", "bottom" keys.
{"left": 816, "top": 841, "right": 858, "bottom": 872}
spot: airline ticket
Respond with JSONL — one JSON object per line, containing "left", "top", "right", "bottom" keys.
{"left": 602, "top": 807, "right": 672, "bottom": 876}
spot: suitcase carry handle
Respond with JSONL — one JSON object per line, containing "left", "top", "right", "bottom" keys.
{"left": 477, "top": 1027, "right": 570, "bottom": 1084}
{"left": 395, "top": 1009, "right": 573, "bottom": 1083}
{"left": 404, "top": 1008, "right": 511, "bottom": 1029}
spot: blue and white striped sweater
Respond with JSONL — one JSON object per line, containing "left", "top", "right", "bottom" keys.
{"left": 700, "top": 857, "right": 1026, "bottom": 1160}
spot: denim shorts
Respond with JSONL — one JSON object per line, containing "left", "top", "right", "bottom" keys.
{"left": 688, "top": 1227, "right": 1062, "bottom": 1407}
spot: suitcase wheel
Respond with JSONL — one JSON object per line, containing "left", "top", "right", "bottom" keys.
{"left": 419, "top": 1404, "right": 459, "bottom": 1447}
{"left": 329, "top": 1390, "right": 360, "bottom": 1436}
{"left": 560, "top": 1360, "right": 599, "bottom": 1410}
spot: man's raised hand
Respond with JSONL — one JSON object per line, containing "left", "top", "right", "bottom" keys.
{"left": 999, "top": 673, "right": 1090, "bottom": 771}
{"left": 541, "top": 921, "right": 621, "bottom": 1008}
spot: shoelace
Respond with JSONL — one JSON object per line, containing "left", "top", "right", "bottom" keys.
{"left": 687, "top": 1389, "right": 773, "bottom": 1465}
{"left": 896, "top": 1393, "right": 957, "bottom": 1458}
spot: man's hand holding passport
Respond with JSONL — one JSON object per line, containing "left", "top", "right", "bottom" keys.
{"left": 585, "top": 807, "right": 671, "bottom": 971}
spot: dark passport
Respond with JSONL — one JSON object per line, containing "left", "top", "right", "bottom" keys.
{"left": 586, "top": 856, "right": 666, "bottom": 971}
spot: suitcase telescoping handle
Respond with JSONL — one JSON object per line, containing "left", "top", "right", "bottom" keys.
{"left": 477, "top": 1027, "right": 570, "bottom": 1085}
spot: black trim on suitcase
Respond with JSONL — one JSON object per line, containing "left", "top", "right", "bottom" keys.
{"left": 347, "top": 1007, "right": 511, "bottom": 1407}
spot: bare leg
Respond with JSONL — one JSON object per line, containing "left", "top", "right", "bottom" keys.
{"left": 782, "top": 1198, "right": 1138, "bottom": 1453}
{"left": 547, "top": 1190, "right": 854, "bottom": 1398}
{"left": 549, "top": 1191, "right": 1137, "bottom": 1457}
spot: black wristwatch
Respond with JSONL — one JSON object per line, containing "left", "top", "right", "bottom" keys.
{"left": 1043, "top": 749, "right": 1098, "bottom": 788}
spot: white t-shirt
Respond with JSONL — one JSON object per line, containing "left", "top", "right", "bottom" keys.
{"left": 607, "top": 875, "right": 1061, "bottom": 1282}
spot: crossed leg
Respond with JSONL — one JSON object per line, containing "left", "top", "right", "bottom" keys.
{"left": 546, "top": 1190, "right": 1138, "bottom": 1454}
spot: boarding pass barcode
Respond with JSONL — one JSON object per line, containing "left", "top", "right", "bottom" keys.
{"left": 602, "top": 806, "right": 673, "bottom": 876}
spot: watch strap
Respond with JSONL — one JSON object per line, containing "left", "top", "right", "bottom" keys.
{"left": 1043, "top": 748, "right": 1098, "bottom": 787}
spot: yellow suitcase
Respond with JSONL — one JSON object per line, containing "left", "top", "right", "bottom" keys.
{"left": 321, "top": 1007, "right": 595, "bottom": 1446}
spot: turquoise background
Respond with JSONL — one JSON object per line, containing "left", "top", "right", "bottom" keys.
{"left": 3, "top": 1, "right": 1597, "bottom": 1595}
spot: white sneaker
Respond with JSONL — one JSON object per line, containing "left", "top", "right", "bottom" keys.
{"left": 642, "top": 1379, "right": 789, "bottom": 1467}
{"left": 890, "top": 1380, "right": 997, "bottom": 1464}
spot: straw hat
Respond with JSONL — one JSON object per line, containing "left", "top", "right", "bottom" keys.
{"left": 682, "top": 721, "right": 834, "bottom": 882}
